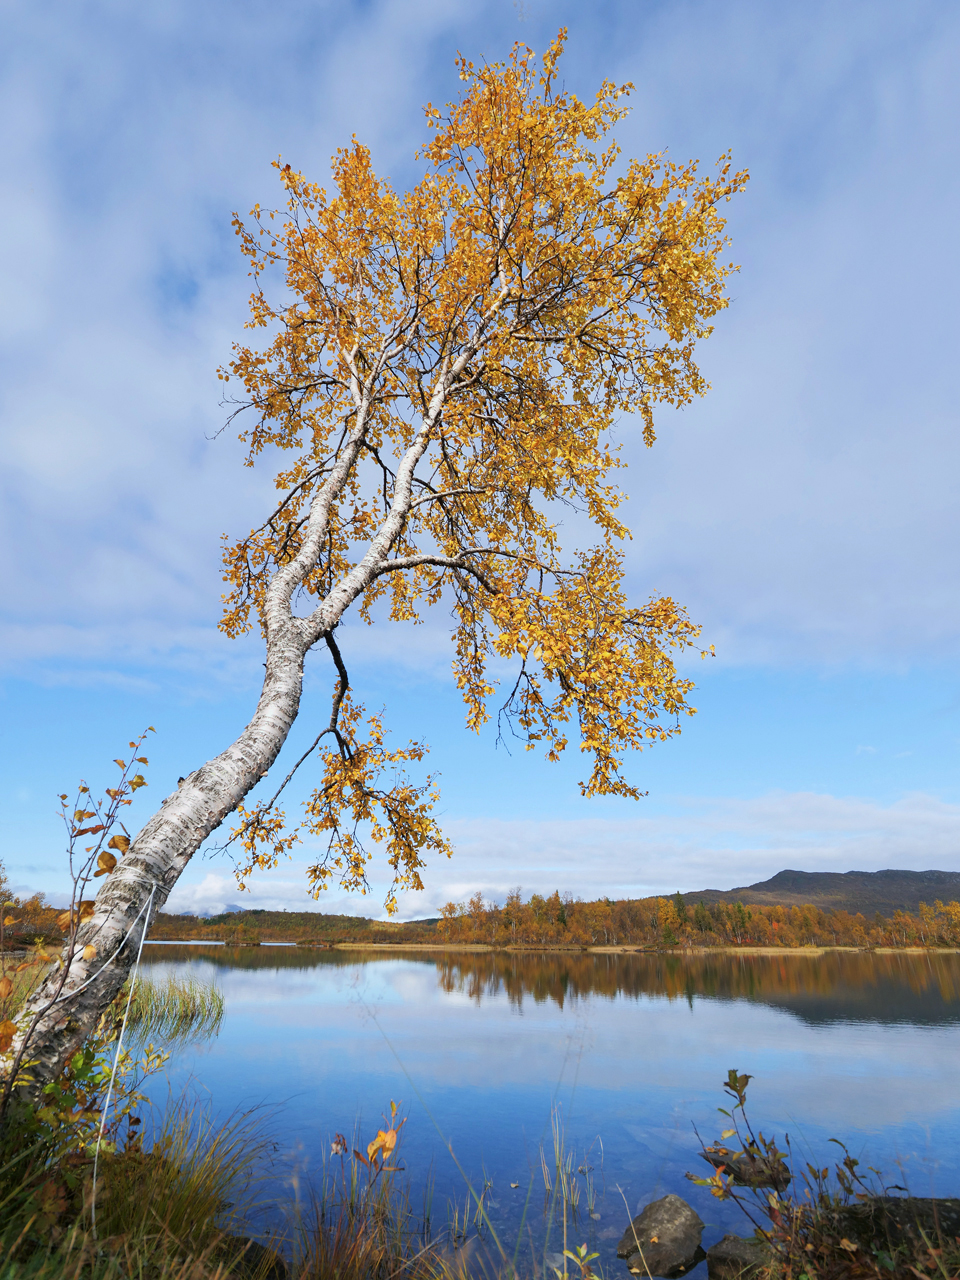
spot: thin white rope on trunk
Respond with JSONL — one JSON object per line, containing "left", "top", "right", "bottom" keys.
{"left": 52, "top": 871, "right": 164, "bottom": 1004}
{"left": 90, "top": 880, "right": 157, "bottom": 1241}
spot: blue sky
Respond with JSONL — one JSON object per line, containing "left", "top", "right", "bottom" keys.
{"left": 1, "top": 0, "right": 959, "bottom": 915}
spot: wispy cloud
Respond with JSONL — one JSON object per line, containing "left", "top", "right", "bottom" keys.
{"left": 2, "top": 1, "right": 959, "bottom": 683}
{"left": 159, "top": 789, "right": 960, "bottom": 918}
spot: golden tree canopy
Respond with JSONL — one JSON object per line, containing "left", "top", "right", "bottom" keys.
{"left": 219, "top": 32, "right": 747, "bottom": 906}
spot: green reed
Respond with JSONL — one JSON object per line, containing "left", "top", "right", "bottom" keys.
{"left": 125, "top": 975, "right": 224, "bottom": 1045}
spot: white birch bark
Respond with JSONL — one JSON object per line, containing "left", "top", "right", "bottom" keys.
{"left": 4, "top": 616, "right": 309, "bottom": 1102}
{"left": 2, "top": 337, "right": 492, "bottom": 1103}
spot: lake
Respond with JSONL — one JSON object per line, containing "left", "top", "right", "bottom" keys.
{"left": 138, "top": 946, "right": 960, "bottom": 1274}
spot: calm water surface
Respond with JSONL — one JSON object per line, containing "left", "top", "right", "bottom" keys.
{"left": 139, "top": 947, "right": 960, "bottom": 1273}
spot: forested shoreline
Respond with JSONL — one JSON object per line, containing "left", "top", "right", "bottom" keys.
{"left": 108, "top": 891, "right": 960, "bottom": 950}
{"left": 5, "top": 864, "right": 960, "bottom": 954}
{"left": 433, "top": 890, "right": 960, "bottom": 949}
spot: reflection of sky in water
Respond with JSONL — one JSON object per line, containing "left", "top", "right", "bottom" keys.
{"left": 138, "top": 951, "right": 960, "bottom": 1275}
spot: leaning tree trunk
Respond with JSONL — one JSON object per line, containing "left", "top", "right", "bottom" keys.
{"left": 3, "top": 619, "right": 309, "bottom": 1104}
{"left": 2, "top": 337, "right": 456, "bottom": 1110}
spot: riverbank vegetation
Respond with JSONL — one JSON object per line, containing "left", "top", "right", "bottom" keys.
{"left": 3, "top": 1055, "right": 958, "bottom": 1279}
{"left": 435, "top": 891, "right": 960, "bottom": 949}
{"left": 0, "top": 1089, "right": 280, "bottom": 1279}
{"left": 121, "top": 891, "right": 960, "bottom": 950}
{"left": 7, "top": 852, "right": 959, "bottom": 957}
{"left": 0, "top": 963, "right": 268, "bottom": 1278}
{"left": 690, "top": 1071, "right": 960, "bottom": 1280}
{"left": 125, "top": 976, "right": 225, "bottom": 1046}
{"left": 4, "top": 884, "right": 959, "bottom": 1277}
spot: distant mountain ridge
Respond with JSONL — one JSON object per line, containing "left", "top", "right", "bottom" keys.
{"left": 681, "top": 869, "right": 960, "bottom": 916}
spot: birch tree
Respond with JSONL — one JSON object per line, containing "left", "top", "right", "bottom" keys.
{"left": 5, "top": 32, "right": 746, "bottom": 1099}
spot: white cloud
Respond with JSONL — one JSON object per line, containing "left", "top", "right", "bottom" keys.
{"left": 1, "top": 0, "right": 960, "bottom": 686}
{"left": 164, "top": 864, "right": 392, "bottom": 919}
{"left": 420, "top": 791, "right": 960, "bottom": 906}
{"left": 157, "top": 788, "right": 960, "bottom": 918}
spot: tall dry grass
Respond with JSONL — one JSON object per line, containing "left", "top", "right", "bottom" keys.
{"left": 0, "top": 1096, "right": 281, "bottom": 1280}
{"left": 2, "top": 960, "right": 46, "bottom": 1015}
{"left": 289, "top": 1163, "right": 432, "bottom": 1280}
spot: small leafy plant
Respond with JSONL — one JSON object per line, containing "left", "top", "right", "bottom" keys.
{"left": 688, "top": 1071, "right": 960, "bottom": 1280}
{"left": 0, "top": 728, "right": 155, "bottom": 1120}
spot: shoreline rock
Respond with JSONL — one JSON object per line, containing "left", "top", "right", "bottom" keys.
{"left": 705, "top": 1234, "right": 767, "bottom": 1279}
{"left": 617, "top": 1194, "right": 706, "bottom": 1278}
{"left": 837, "top": 1195, "right": 960, "bottom": 1250}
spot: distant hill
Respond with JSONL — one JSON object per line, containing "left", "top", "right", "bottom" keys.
{"left": 147, "top": 906, "right": 442, "bottom": 945}
{"left": 681, "top": 869, "right": 960, "bottom": 917}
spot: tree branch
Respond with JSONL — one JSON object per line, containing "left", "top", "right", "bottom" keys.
{"left": 220, "top": 630, "right": 354, "bottom": 853}
{"left": 369, "top": 552, "right": 499, "bottom": 593}
{"left": 409, "top": 486, "right": 488, "bottom": 510}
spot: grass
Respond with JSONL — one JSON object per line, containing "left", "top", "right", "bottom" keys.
{"left": 3, "top": 962, "right": 224, "bottom": 1047}
{"left": 6, "top": 1084, "right": 958, "bottom": 1280}
{"left": 125, "top": 976, "right": 225, "bottom": 1046}
{"left": 0, "top": 1097, "right": 280, "bottom": 1280}
{"left": 0, "top": 969, "right": 234, "bottom": 1277}
{"left": 539, "top": 1108, "right": 579, "bottom": 1218}
{"left": 288, "top": 1156, "right": 434, "bottom": 1280}
{"left": 1, "top": 959, "right": 47, "bottom": 1016}
{"left": 0, "top": 1095, "right": 465, "bottom": 1280}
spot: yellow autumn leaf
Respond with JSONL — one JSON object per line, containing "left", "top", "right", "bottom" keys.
{"left": 94, "top": 851, "right": 117, "bottom": 877}
{"left": 367, "top": 1133, "right": 385, "bottom": 1162}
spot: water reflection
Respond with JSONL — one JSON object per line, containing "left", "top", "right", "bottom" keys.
{"left": 139, "top": 946, "right": 960, "bottom": 1276}
{"left": 144, "top": 946, "right": 960, "bottom": 1026}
